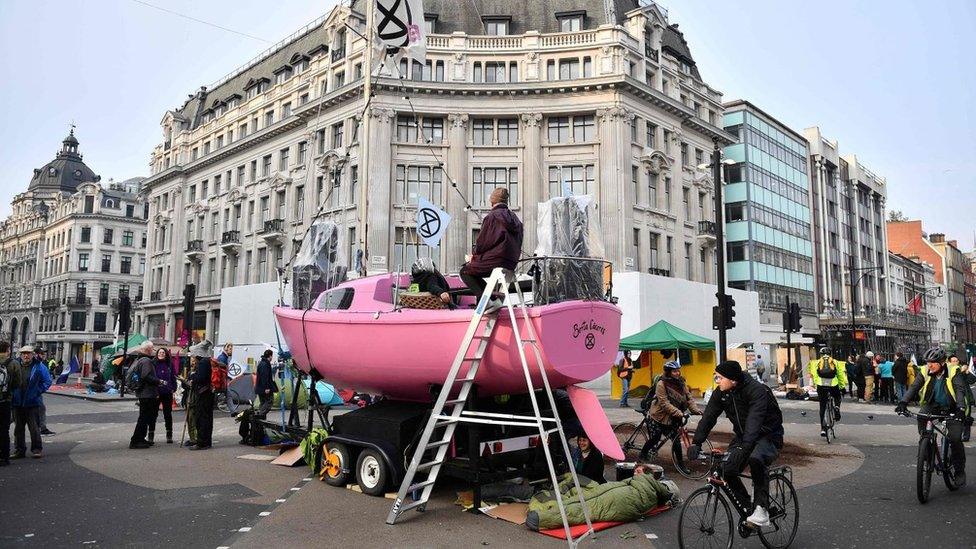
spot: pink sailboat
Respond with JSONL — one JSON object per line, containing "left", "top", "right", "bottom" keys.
{"left": 273, "top": 269, "right": 622, "bottom": 402}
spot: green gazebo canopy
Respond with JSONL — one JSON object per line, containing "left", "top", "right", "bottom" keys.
{"left": 619, "top": 320, "right": 715, "bottom": 351}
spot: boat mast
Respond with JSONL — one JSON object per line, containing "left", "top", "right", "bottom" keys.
{"left": 357, "top": 0, "right": 375, "bottom": 275}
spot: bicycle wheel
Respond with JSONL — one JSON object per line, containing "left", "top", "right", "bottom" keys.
{"left": 759, "top": 473, "right": 799, "bottom": 549}
{"left": 941, "top": 436, "right": 961, "bottom": 491}
{"left": 672, "top": 436, "right": 715, "bottom": 480}
{"left": 613, "top": 422, "right": 647, "bottom": 459}
{"left": 215, "top": 391, "right": 230, "bottom": 413}
{"left": 823, "top": 404, "right": 834, "bottom": 444}
{"left": 225, "top": 383, "right": 252, "bottom": 415}
{"left": 678, "top": 487, "right": 734, "bottom": 549}
{"left": 916, "top": 436, "right": 934, "bottom": 504}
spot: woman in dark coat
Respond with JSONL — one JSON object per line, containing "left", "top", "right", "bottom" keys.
{"left": 570, "top": 435, "right": 606, "bottom": 484}
{"left": 150, "top": 348, "right": 178, "bottom": 444}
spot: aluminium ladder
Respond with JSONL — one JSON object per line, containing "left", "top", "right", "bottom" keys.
{"left": 386, "top": 267, "right": 594, "bottom": 547}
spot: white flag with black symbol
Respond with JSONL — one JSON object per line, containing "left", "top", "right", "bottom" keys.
{"left": 416, "top": 196, "right": 451, "bottom": 248}
{"left": 374, "top": 0, "right": 426, "bottom": 68}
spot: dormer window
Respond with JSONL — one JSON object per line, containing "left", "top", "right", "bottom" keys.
{"left": 48, "top": 167, "right": 57, "bottom": 176}
{"left": 424, "top": 15, "right": 437, "bottom": 34}
{"left": 483, "top": 17, "right": 509, "bottom": 36}
{"left": 274, "top": 65, "right": 292, "bottom": 85}
{"left": 557, "top": 11, "right": 584, "bottom": 32}
{"left": 291, "top": 53, "right": 310, "bottom": 73}
{"left": 226, "top": 94, "right": 241, "bottom": 109}
{"left": 332, "top": 28, "right": 346, "bottom": 62}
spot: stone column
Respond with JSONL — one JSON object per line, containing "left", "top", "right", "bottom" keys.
{"left": 815, "top": 159, "right": 831, "bottom": 308}
{"left": 596, "top": 107, "right": 630, "bottom": 269}
{"left": 366, "top": 107, "right": 394, "bottom": 273}
{"left": 520, "top": 112, "right": 543, "bottom": 256}
{"left": 445, "top": 113, "right": 469, "bottom": 272}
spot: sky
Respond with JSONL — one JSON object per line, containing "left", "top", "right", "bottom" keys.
{"left": 0, "top": 0, "right": 974, "bottom": 248}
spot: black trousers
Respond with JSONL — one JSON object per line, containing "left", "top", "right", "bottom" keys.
{"left": 195, "top": 391, "right": 214, "bottom": 447}
{"left": 640, "top": 419, "right": 676, "bottom": 457}
{"left": 817, "top": 385, "right": 842, "bottom": 429}
{"left": 131, "top": 398, "right": 159, "bottom": 444}
{"left": 879, "top": 378, "right": 895, "bottom": 403}
{"left": 855, "top": 377, "right": 866, "bottom": 400}
{"left": 152, "top": 393, "right": 174, "bottom": 436}
{"left": 0, "top": 401, "right": 10, "bottom": 461}
{"left": 13, "top": 406, "right": 41, "bottom": 454}
{"left": 723, "top": 436, "right": 781, "bottom": 510}
{"left": 917, "top": 410, "right": 966, "bottom": 470}
{"left": 459, "top": 267, "right": 491, "bottom": 302}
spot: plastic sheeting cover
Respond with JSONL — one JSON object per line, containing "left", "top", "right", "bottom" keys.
{"left": 291, "top": 221, "right": 348, "bottom": 309}
{"left": 532, "top": 195, "right": 606, "bottom": 304}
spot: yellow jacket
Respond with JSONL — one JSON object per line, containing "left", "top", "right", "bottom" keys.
{"left": 807, "top": 357, "right": 848, "bottom": 388}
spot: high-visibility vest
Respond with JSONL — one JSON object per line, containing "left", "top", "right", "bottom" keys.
{"left": 918, "top": 364, "right": 963, "bottom": 410}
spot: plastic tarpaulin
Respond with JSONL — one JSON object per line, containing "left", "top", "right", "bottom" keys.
{"left": 532, "top": 195, "right": 605, "bottom": 304}
{"left": 291, "top": 220, "right": 348, "bottom": 309}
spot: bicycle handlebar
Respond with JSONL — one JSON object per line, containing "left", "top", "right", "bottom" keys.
{"left": 898, "top": 410, "right": 959, "bottom": 422}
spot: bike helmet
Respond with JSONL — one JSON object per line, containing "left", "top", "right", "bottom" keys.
{"left": 663, "top": 360, "right": 681, "bottom": 371}
{"left": 819, "top": 347, "right": 831, "bottom": 357}
{"left": 922, "top": 346, "right": 946, "bottom": 364}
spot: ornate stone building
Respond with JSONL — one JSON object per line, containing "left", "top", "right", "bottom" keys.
{"left": 0, "top": 131, "right": 148, "bottom": 365}
{"left": 138, "top": 1, "right": 734, "bottom": 342}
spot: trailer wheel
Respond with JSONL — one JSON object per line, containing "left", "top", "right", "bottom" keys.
{"left": 356, "top": 449, "right": 389, "bottom": 496}
{"left": 321, "top": 443, "right": 351, "bottom": 487}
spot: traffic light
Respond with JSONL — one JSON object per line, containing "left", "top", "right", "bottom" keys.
{"left": 725, "top": 294, "right": 736, "bottom": 329}
{"left": 117, "top": 295, "right": 132, "bottom": 335}
{"left": 789, "top": 302, "right": 801, "bottom": 333}
{"left": 182, "top": 284, "right": 196, "bottom": 336}
{"left": 713, "top": 293, "right": 736, "bottom": 330}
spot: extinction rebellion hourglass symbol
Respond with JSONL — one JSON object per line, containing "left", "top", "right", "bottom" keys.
{"left": 417, "top": 208, "right": 441, "bottom": 240}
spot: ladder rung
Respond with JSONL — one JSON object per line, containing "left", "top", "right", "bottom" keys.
{"left": 408, "top": 479, "right": 436, "bottom": 492}
{"left": 434, "top": 416, "right": 459, "bottom": 428}
{"left": 428, "top": 439, "right": 451, "bottom": 449}
{"left": 417, "top": 459, "right": 444, "bottom": 472}
{"left": 444, "top": 397, "right": 466, "bottom": 405}
{"left": 398, "top": 500, "right": 426, "bottom": 514}
{"left": 545, "top": 428, "right": 560, "bottom": 434}
{"left": 454, "top": 376, "right": 477, "bottom": 383}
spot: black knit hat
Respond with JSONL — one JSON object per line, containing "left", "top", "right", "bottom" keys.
{"left": 715, "top": 360, "right": 743, "bottom": 381}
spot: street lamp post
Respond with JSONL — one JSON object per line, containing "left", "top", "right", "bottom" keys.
{"left": 848, "top": 255, "right": 884, "bottom": 356}
{"left": 701, "top": 141, "right": 736, "bottom": 363}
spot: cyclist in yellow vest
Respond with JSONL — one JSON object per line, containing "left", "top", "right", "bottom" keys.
{"left": 808, "top": 347, "right": 847, "bottom": 437}
{"left": 896, "top": 347, "right": 969, "bottom": 486}
{"left": 948, "top": 355, "right": 976, "bottom": 441}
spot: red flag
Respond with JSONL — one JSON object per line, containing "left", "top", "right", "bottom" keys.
{"left": 906, "top": 294, "right": 922, "bottom": 315}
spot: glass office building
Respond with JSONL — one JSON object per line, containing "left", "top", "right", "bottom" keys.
{"left": 722, "top": 101, "right": 816, "bottom": 325}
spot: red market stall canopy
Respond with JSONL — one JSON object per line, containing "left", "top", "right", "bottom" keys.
{"left": 618, "top": 320, "right": 715, "bottom": 352}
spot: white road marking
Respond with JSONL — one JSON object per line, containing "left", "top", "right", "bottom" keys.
{"left": 290, "top": 487, "right": 301, "bottom": 491}
{"left": 646, "top": 533, "right": 658, "bottom": 539}
{"left": 275, "top": 499, "right": 287, "bottom": 503}
{"left": 238, "top": 527, "right": 251, "bottom": 532}
{"left": 259, "top": 512, "right": 271, "bottom": 517}
{"left": 24, "top": 534, "right": 34, "bottom": 538}
{"left": 217, "top": 546, "right": 230, "bottom": 549}
{"left": 302, "top": 477, "right": 312, "bottom": 481}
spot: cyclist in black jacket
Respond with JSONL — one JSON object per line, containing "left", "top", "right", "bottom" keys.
{"left": 689, "top": 360, "right": 784, "bottom": 528}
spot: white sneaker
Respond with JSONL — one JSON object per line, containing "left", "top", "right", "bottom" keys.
{"left": 746, "top": 506, "right": 771, "bottom": 528}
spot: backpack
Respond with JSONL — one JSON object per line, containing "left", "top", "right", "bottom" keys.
{"left": 0, "top": 359, "right": 9, "bottom": 395}
{"left": 125, "top": 362, "right": 142, "bottom": 392}
{"left": 211, "top": 361, "right": 228, "bottom": 391}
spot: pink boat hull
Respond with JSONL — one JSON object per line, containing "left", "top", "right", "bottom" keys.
{"left": 274, "top": 275, "right": 621, "bottom": 402}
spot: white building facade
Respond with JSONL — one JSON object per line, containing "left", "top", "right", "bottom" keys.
{"left": 0, "top": 132, "right": 147, "bottom": 365}
{"left": 137, "top": 1, "right": 735, "bottom": 343}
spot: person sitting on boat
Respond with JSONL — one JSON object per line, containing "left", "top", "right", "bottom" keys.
{"left": 410, "top": 258, "right": 455, "bottom": 309}
{"left": 459, "top": 187, "right": 524, "bottom": 313}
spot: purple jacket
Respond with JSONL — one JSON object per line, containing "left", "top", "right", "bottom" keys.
{"left": 155, "top": 359, "right": 177, "bottom": 396}
{"left": 467, "top": 204, "right": 523, "bottom": 274}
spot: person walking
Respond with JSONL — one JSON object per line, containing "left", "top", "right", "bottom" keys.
{"left": 11, "top": 346, "right": 51, "bottom": 459}
{"left": 854, "top": 352, "right": 871, "bottom": 403}
{"left": 845, "top": 353, "right": 857, "bottom": 399}
{"left": 1, "top": 341, "right": 23, "bottom": 466}
{"left": 754, "top": 355, "right": 766, "bottom": 383}
{"left": 618, "top": 353, "right": 635, "bottom": 407}
{"left": 150, "top": 347, "right": 177, "bottom": 444}
{"left": 892, "top": 352, "right": 909, "bottom": 402}
{"left": 128, "top": 344, "right": 160, "bottom": 449}
{"left": 33, "top": 347, "right": 55, "bottom": 437}
{"left": 254, "top": 349, "right": 277, "bottom": 416}
{"left": 188, "top": 341, "right": 214, "bottom": 450}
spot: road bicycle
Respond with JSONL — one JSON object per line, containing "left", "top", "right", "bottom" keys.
{"left": 613, "top": 410, "right": 715, "bottom": 479}
{"left": 897, "top": 410, "right": 964, "bottom": 503}
{"left": 677, "top": 450, "right": 799, "bottom": 549}
{"left": 821, "top": 392, "right": 838, "bottom": 444}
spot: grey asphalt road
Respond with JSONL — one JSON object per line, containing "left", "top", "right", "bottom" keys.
{"left": 2, "top": 393, "right": 973, "bottom": 548}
